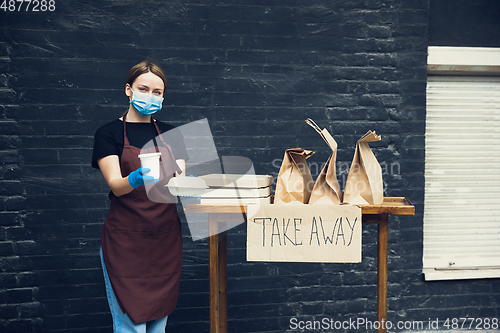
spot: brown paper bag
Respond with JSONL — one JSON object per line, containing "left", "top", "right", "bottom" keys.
{"left": 274, "top": 148, "right": 315, "bottom": 204}
{"left": 343, "top": 131, "right": 384, "bottom": 205}
{"left": 305, "top": 118, "right": 342, "bottom": 205}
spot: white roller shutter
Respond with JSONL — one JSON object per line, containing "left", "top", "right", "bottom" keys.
{"left": 423, "top": 75, "right": 500, "bottom": 281}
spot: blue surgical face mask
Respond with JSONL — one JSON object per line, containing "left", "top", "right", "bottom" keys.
{"left": 129, "top": 89, "right": 164, "bottom": 116}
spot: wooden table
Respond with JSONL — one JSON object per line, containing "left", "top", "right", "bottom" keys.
{"left": 184, "top": 197, "right": 415, "bottom": 333}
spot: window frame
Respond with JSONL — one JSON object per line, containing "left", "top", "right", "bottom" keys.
{"left": 423, "top": 46, "right": 500, "bottom": 281}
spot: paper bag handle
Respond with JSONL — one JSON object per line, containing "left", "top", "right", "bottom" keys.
{"left": 305, "top": 118, "right": 322, "bottom": 135}
{"left": 305, "top": 118, "right": 337, "bottom": 151}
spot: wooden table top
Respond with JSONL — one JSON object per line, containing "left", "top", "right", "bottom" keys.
{"left": 184, "top": 197, "right": 415, "bottom": 215}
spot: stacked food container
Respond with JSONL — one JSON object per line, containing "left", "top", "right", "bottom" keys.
{"left": 198, "top": 174, "right": 273, "bottom": 204}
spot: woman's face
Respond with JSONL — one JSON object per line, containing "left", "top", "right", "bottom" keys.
{"left": 126, "top": 72, "right": 165, "bottom": 98}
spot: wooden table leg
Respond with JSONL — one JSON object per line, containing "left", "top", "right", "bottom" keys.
{"left": 219, "top": 231, "right": 227, "bottom": 333}
{"left": 209, "top": 214, "right": 220, "bottom": 333}
{"left": 209, "top": 214, "right": 228, "bottom": 333}
{"left": 377, "top": 214, "right": 389, "bottom": 333}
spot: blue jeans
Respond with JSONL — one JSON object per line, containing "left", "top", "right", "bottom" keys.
{"left": 100, "top": 248, "right": 168, "bottom": 333}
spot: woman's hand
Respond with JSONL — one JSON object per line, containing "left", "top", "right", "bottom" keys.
{"left": 128, "top": 167, "right": 159, "bottom": 188}
{"left": 98, "top": 156, "right": 186, "bottom": 197}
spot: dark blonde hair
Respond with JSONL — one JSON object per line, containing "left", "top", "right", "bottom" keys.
{"left": 126, "top": 61, "right": 167, "bottom": 92}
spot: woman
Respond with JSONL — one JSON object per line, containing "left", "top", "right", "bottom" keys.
{"left": 91, "top": 61, "right": 188, "bottom": 333}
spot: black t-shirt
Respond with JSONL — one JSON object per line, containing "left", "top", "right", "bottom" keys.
{"left": 91, "top": 119, "right": 189, "bottom": 169}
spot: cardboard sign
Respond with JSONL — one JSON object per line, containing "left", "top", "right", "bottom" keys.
{"left": 247, "top": 204, "right": 362, "bottom": 263}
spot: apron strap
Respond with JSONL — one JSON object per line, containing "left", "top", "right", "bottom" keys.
{"left": 151, "top": 117, "right": 183, "bottom": 175}
{"left": 121, "top": 112, "right": 182, "bottom": 175}
{"left": 123, "top": 112, "right": 131, "bottom": 146}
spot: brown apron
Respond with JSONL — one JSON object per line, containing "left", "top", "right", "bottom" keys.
{"left": 101, "top": 113, "right": 183, "bottom": 324}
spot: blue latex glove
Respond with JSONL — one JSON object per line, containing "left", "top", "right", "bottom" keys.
{"left": 128, "top": 168, "right": 159, "bottom": 189}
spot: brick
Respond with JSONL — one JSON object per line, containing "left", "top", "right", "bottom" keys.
{"left": 0, "top": 135, "right": 21, "bottom": 149}
{"left": 0, "top": 304, "right": 18, "bottom": 319}
{"left": 63, "top": 313, "right": 111, "bottom": 329}
{"left": 0, "top": 242, "right": 15, "bottom": 256}
{"left": 15, "top": 272, "right": 35, "bottom": 288}
{"left": 0, "top": 213, "right": 21, "bottom": 227}
{"left": 0, "top": 57, "right": 10, "bottom": 73}
{"left": 37, "top": 283, "right": 103, "bottom": 301}
{"left": 5, "top": 288, "right": 33, "bottom": 304}
{"left": 4, "top": 196, "right": 26, "bottom": 211}
{"left": 0, "top": 181, "right": 23, "bottom": 196}
{"left": 0, "top": 121, "right": 19, "bottom": 135}
{"left": 0, "top": 151, "right": 20, "bottom": 166}
{"left": 66, "top": 298, "right": 108, "bottom": 315}
{"left": 0, "top": 88, "right": 16, "bottom": 103}
{"left": 0, "top": 43, "right": 10, "bottom": 57}
{"left": 399, "top": 0, "right": 430, "bottom": 10}
{"left": 366, "top": 25, "right": 392, "bottom": 38}
{"left": 393, "top": 24, "right": 429, "bottom": 37}
{"left": 366, "top": 80, "right": 401, "bottom": 94}
{"left": 5, "top": 319, "right": 33, "bottom": 333}
{"left": 22, "top": 210, "right": 86, "bottom": 226}
{"left": 33, "top": 254, "right": 98, "bottom": 272}
{"left": 22, "top": 165, "right": 83, "bottom": 180}
{"left": 19, "top": 302, "right": 41, "bottom": 318}
{"left": 400, "top": 120, "right": 425, "bottom": 133}
{"left": 20, "top": 148, "right": 57, "bottom": 165}
{"left": 0, "top": 74, "right": 8, "bottom": 87}
{"left": 10, "top": 225, "right": 83, "bottom": 243}
{"left": 0, "top": 273, "right": 17, "bottom": 289}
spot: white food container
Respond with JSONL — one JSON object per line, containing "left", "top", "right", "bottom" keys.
{"left": 166, "top": 176, "right": 208, "bottom": 197}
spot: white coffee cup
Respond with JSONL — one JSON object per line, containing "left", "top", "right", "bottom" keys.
{"left": 138, "top": 152, "right": 161, "bottom": 180}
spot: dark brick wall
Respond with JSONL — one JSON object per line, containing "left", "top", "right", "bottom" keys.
{"left": 429, "top": 0, "right": 500, "bottom": 47}
{"left": 0, "top": 0, "right": 498, "bottom": 332}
